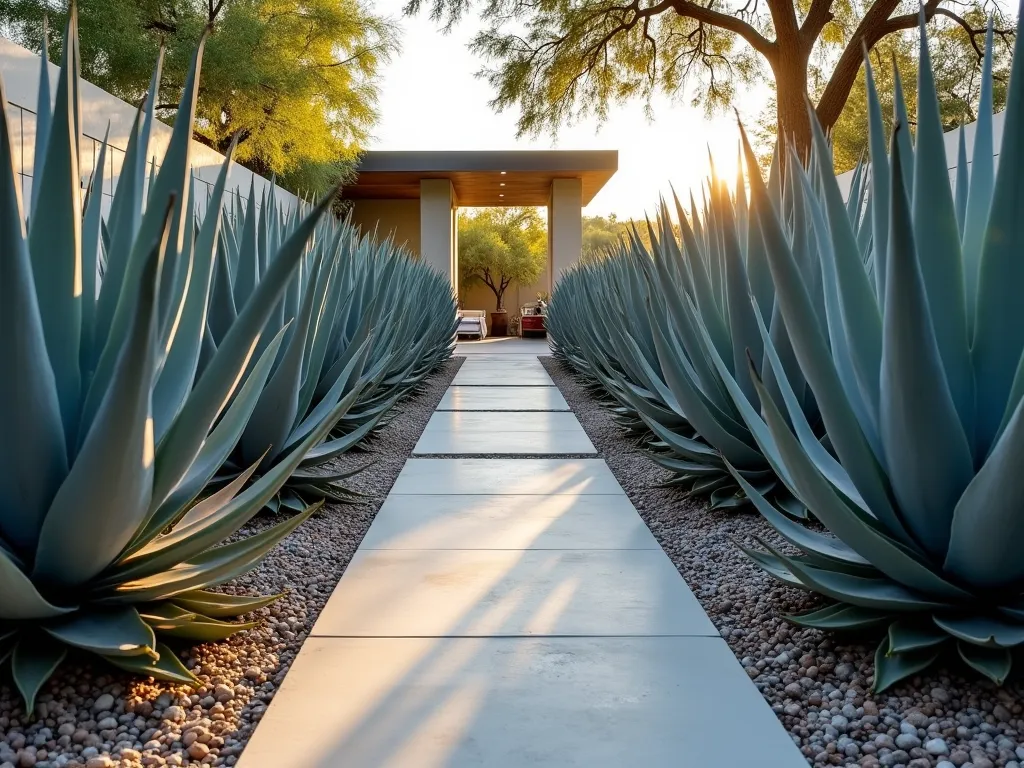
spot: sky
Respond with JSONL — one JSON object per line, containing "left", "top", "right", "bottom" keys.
{"left": 368, "top": 0, "right": 772, "bottom": 219}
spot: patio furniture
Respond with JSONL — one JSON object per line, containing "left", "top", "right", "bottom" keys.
{"left": 520, "top": 303, "right": 547, "bottom": 338}
{"left": 457, "top": 310, "right": 488, "bottom": 339}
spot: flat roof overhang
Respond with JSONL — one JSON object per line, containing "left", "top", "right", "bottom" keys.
{"left": 340, "top": 150, "right": 618, "bottom": 206}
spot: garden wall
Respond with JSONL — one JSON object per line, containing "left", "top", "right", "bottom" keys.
{"left": 0, "top": 36, "right": 298, "bottom": 220}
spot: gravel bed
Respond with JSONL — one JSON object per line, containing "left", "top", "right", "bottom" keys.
{"left": 541, "top": 356, "right": 1024, "bottom": 768}
{"left": 0, "top": 358, "right": 461, "bottom": 768}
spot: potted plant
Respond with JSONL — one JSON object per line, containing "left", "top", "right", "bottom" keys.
{"left": 458, "top": 207, "right": 546, "bottom": 337}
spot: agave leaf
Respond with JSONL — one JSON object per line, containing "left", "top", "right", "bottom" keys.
{"left": 808, "top": 106, "right": 883, "bottom": 429}
{"left": 149, "top": 189, "right": 339, "bottom": 517}
{"left": 751, "top": 294, "right": 866, "bottom": 508}
{"left": 79, "top": 35, "right": 205, "bottom": 438}
{"left": 719, "top": 188, "right": 762, "bottom": 407}
{"left": 81, "top": 125, "right": 109, "bottom": 377}
{"left": 33, "top": 205, "right": 170, "bottom": 589}
{"left": 151, "top": 139, "right": 238, "bottom": 441}
{"left": 726, "top": 462, "right": 870, "bottom": 571}
{"left": 879, "top": 127, "right": 975, "bottom": 559}
{"left": 171, "top": 590, "right": 281, "bottom": 619}
{"left": 944, "top": 389, "right": 1024, "bottom": 587}
{"left": 30, "top": 20, "right": 52, "bottom": 211}
{"left": 147, "top": 325, "right": 288, "bottom": 526}
{"left": 891, "top": 63, "right": 914, "bottom": 194}
{"left": 95, "top": 51, "right": 161, "bottom": 355}
{"left": 208, "top": 234, "right": 237, "bottom": 342}
{"left": 739, "top": 123, "right": 903, "bottom": 540}
{"left": 0, "top": 75, "right": 69, "bottom": 555}
{"left": 787, "top": 604, "right": 889, "bottom": 631}
{"left": 0, "top": 548, "right": 75, "bottom": 620}
{"left": 297, "top": 410, "right": 381, "bottom": 466}
{"left": 957, "top": 641, "right": 1011, "bottom": 685}
{"left": 107, "top": 642, "right": 198, "bottom": 686}
{"left": 971, "top": 20, "right": 1024, "bottom": 456}
{"left": 954, "top": 128, "right": 969, "bottom": 237}
{"left": 887, "top": 618, "right": 948, "bottom": 653}
{"left": 962, "top": 20, "right": 997, "bottom": 329}
{"left": 910, "top": 14, "right": 974, "bottom": 440}
{"left": 933, "top": 615, "right": 1024, "bottom": 648}
{"left": 240, "top": 251, "right": 326, "bottom": 466}
{"left": 648, "top": 304, "right": 764, "bottom": 467}
{"left": 101, "top": 503, "right": 319, "bottom": 604}
{"left": 748, "top": 356, "right": 970, "bottom": 600}
{"left": 107, "top": 457, "right": 263, "bottom": 583}
{"left": 873, "top": 634, "right": 942, "bottom": 692}
{"left": 157, "top": 617, "right": 257, "bottom": 642}
{"left": 739, "top": 543, "right": 805, "bottom": 589}
{"left": 43, "top": 607, "right": 157, "bottom": 658}
{"left": 757, "top": 537, "right": 947, "bottom": 612}
{"left": 671, "top": 189, "right": 731, "bottom": 361}
{"left": 107, "top": 348, "right": 367, "bottom": 585}
{"left": 27, "top": 9, "right": 83, "bottom": 447}
{"left": 11, "top": 632, "right": 66, "bottom": 713}
{"left": 139, "top": 603, "right": 198, "bottom": 629}
{"left": 790, "top": 153, "right": 877, "bottom": 448}
{"left": 864, "top": 56, "right": 889, "bottom": 303}
{"left": 233, "top": 178, "right": 260, "bottom": 307}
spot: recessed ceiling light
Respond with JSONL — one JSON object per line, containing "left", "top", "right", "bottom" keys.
{"left": 500, "top": 171, "right": 507, "bottom": 175}
{"left": 499, "top": 194, "right": 504, "bottom": 198}
{"left": 500, "top": 182, "right": 506, "bottom": 187}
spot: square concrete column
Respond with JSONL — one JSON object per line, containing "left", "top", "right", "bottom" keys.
{"left": 420, "top": 179, "right": 458, "bottom": 294}
{"left": 548, "top": 178, "right": 583, "bottom": 287}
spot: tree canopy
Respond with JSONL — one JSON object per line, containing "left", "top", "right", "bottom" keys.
{"left": 459, "top": 207, "right": 547, "bottom": 310}
{"left": 824, "top": 10, "right": 1012, "bottom": 171}
{"left": 406, "top": 0, "right": 1015, "bottom": 155}
{"left": 0, "top": 0, "right": 399, "bottom": 194}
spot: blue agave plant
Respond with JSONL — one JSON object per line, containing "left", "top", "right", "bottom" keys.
{"left": 0, "top": 12, "right": 349, "bottom": 709}
{"left": 730, "top": 9, "right": 1024, "bottom": 689}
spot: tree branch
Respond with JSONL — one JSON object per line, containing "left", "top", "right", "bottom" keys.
{"left": 800, "top": 0, "right": 835, "bottom": 45}
{"left": 144, "top": 20, "right": 177, "bottom": 34}
{"left": 668, "top": 0, "right": 775, "bottom": 57}
{"left": 933, "top": 7, "right": 1015, "bottom": 59}
{"left": 813, "top": 0, "right": 934, "bottom": 130}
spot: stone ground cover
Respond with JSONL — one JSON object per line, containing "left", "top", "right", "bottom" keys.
{"left": 0, "top": 359, "right": 461, "bottom": 768}
{"left": 542, "top": 357, "right": 1024, "bottom": 768}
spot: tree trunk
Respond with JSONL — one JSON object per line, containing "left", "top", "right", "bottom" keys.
{"left": 773, "top": 55, "right": 813, "bottom": 161}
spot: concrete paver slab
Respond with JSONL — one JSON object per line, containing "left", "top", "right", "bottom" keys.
{"left": 413, "top": 412, "right": 596, "bottom": 454}
{"left": 359, "top": 494, "right": 660, "bottom": 550}
{"left": 392, "top": 458, "right": 623, "bottom": 496}
{"left": 313, "top": 548, "right": 714, "bottom": 637}
{"left": 236, "top": 636, "right": 806, "bottom": 768}
{"left": 413, "top": 431, "right": 596, "bottom": 455}
{"left": 437, "top": 386, "right": 569, "bottom": 411}
{"left": 420, "top": 411, "right": 585, "bottom": 431}
{"left": 452, "top": 369, "right": 552, "bottom": 386}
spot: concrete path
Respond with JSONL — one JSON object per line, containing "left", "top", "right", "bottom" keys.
{"left": 238, "top": 339, "right": 805, "bottom": 768}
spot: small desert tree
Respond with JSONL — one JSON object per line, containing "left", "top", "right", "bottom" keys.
{"left": 459, "top": 207, "right": 547, "bottom": 312}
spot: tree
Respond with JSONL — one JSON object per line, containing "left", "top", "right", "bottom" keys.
{"left": 754, "top": 7, "right": 1013, "bottom": 170}
{"left": 826, "top": 10, "right": 1012, "bottom": 171}
{"left": 406, "top": 0, "right": 1015, "bottom": 156}
{"left": 459, "top": 207, "right": 547, "bottom": 311}
{"left": 582, "top": 214, "right": 624, "bottom": 261}
{"left": 0, "top": 0, "right": 399, "bottom": 195}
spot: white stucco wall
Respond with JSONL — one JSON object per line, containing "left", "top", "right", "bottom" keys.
{"left": 420, "top": 179, "right": 457, "bottom": 286}
{"left": 0, "top": 35, "right": 298, "bottom": 220}
{"left": 548, "top": 178, "right": 583, "bottom": 287}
